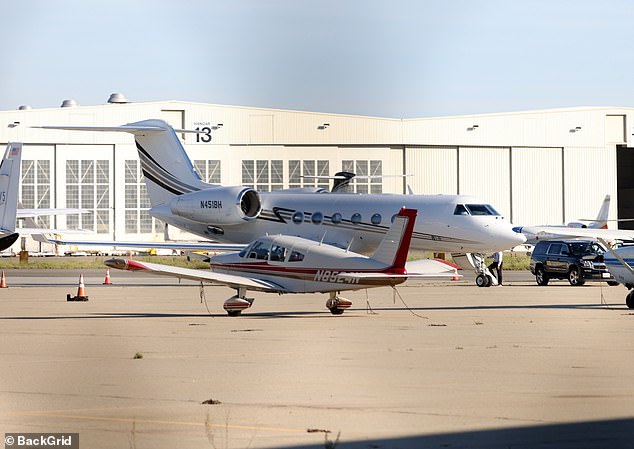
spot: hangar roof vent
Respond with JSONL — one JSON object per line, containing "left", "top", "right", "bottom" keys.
{"left": 18, "top": 105, "right": 32, "bottom": 110}
{"left": 107, "top": 92, "right": 129, "bottom": 104}
{"left": 60, "top": 99, "right": 79, "bottom": 108}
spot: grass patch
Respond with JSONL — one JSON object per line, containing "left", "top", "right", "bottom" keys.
{"left": 0, "top": 255, "right": 209, "bottom": 270}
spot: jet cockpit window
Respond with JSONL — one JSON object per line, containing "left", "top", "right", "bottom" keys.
{"left": 288, "top": 250, "right": 305, "bottom": 262}
{"left": 465, "top": 204, "right": 500, "bottom": 216}
{"left": 248, "top": 241, "right": 272, "bottom": 260}
{"left": 269, "top": 244, "right": 287, "bottom": 261}
{"left": 453, "top": 204, "right": 469, "bottom": 215}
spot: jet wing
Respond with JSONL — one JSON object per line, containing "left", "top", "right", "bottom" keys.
{"left": 527, "top": 226, "right": 634, "bottom": 241}
{"left": 105, "top": 258, "right": 286, "bottom": 293}
{"left": 40, "top": 236, "right": 247, "bottom": 252}
{"left": 17, "top": 208, "right": 83, "bottom": 218}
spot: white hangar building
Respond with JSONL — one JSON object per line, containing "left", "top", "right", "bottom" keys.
{"left": 0, "top": 96, "right": 632, "bottom": 252}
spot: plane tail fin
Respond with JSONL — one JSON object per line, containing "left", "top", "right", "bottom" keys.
{"left": 592, "top": 194, "right": 610, "bottom": 229}
{"left": 34, "top": 120, "right": 210, "bottom": 206}
{"left": 371, "top": 208, "right": 417, "bottom": 271}
{"left": 0, "top": 143, "right": 22, "bottom": 234}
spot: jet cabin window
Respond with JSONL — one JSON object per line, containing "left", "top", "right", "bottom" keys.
{"left": 453, "top": 204, "right": 500, "bottom": 216}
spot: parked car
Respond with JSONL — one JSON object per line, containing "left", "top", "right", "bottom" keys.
{"left": 529, "top": 239, "right": 618, "bottom": 286}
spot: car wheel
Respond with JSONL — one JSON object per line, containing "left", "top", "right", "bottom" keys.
{"left": 535, "top": 266, "right": 549, "bottom": 286}
{"left": 568, "top": 266, "right": 585, "bottom": 286}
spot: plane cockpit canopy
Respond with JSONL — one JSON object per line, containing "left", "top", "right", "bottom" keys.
{"left": 453, "top": 204, "right": 500, "bottom": 216}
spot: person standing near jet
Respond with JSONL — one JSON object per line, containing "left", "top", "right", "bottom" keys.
{"left": 488, "top": 251, "right": 504, "bottom": 285}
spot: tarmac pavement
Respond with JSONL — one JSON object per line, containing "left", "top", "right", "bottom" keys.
{"left": 0, "top": 270, "right": 633, "bottom": 448}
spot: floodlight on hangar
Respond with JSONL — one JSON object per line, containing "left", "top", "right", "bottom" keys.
{"left": 107, "top": 92, "right": 129, "bottom": 104}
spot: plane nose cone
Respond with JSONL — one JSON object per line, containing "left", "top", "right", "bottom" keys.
{"left": 507, "top": 227, "right": 527, "bottom": 246}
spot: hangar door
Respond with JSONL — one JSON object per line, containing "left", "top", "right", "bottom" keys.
{"left": 511, "top": 147, "right": 563, "bottom": 226}
{"left": 617, "top": 146, "right": 634, "bottom": 230}
{"left": 405, "top": 147, "right": 457, "bottom": 195}
{"left": 458, "top": 147, "right": 511, "bottom": 218}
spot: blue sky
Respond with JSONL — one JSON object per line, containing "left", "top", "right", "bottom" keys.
{"left": 2, "top": 0, "right": 633, "bottom": 118}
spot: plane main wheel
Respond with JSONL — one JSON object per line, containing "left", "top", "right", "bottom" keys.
{"left": 626, "top": 291, "right": 634, "bottom": 309}
{"left": 227, "top": 310, "right": 243, "bottom": 317}
{"left": 476, "top": 274, "right": 488, "bottom": 288}
{"left": 329, "top": 307, "right": 345, "bottom": 315}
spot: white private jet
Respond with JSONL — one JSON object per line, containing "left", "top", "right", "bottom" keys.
{"left": 513, "top": 194, "right": 611, "bottom": 244}
{"left": 0, "top": 143, "right": 85, "bottom": 251}
{"left": 35, "top": 119, "right": 525, "bottom": 283}
{"left": 105, "top": 208, "right": 460, "bottom": 315}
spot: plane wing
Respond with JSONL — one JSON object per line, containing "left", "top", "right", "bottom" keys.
{"left": 526, "top": 226, "right": 634, "bottom": 241}
{"left": 105, "top": 258, "right": 286, "bottom": 292}
{"left": 17, "top": 208, "right": 83, "bottom": 218}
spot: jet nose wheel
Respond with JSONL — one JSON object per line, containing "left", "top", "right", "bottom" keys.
{"left": 476, "top": 274, "right": 492, "bottom": 287}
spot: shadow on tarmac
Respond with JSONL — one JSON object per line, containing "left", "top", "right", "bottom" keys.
{"left": 287, "top": 417, "right": 634, "bottom": 449}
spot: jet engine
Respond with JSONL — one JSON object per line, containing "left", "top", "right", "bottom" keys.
{"left": 169, "top": 186, "right": 261, "bottom": 225}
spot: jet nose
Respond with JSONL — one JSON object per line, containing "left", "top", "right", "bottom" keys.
{"left": 505, "top": 226, "right": 527, "bottom": 247}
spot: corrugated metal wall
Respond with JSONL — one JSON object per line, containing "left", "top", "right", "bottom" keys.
{"left": 458, "top": 147, "right": 511, "bottom": 217}
{"left": 405, "top": 147, "right": 457, "bottom": 194}
{"left": 511, "top": 147, "right": 563, "bottom": 225}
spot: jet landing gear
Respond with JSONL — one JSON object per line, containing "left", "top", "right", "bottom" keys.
{"left": 326, "top": 292, "right": 353, "bottom": 315}
{"left": 472, "top": 253, "right": 499, "bottom": 288}
{"left": 223, "top": 287, "right": 254, "bottom": 316}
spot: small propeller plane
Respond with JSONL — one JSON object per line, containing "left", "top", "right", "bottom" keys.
{"left": 105, "top": 208, "right": 460, "bottom": 315}
{"left": 513, "top": 194, "right": 612, "bottom": 244}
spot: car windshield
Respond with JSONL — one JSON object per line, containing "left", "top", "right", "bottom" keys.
{"left": 568, "top": 242, "right": 604, "bottom": 256}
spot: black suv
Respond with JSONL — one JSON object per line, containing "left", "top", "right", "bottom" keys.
{"left": 529, "top": 240, "right": 618, "bottom": 286}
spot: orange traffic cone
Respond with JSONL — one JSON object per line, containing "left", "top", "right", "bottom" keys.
{"left": 102, "top": 269, "right": 112, "bottom": 285}
{"left": 67, "top": 274, "right": 89, "bottom": 301}
{"left": 0, "top": 271, "right": 7, "bottom": 288}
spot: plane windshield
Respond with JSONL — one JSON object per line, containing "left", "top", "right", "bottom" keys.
{"left": 247, "top": 241, "right": 272, "bottom": 260}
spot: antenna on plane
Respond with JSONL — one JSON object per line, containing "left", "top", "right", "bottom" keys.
{"left": 346, "top": 238, "right": 354, "bottom": 253}
{"left": 319, "top": 231, "right": 327, "bottom": 245}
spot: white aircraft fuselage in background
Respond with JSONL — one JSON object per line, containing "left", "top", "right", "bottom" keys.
{"left": 36, "top": 119, "right": 525, "bottom": 256}
{"left": 151, "top": 191, "right": 522, "bottom": 254}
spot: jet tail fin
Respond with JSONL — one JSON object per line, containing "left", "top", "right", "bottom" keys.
{"left": 593, "top": 194, "right": 610, "bottom": 229}
{"left": 34, "top": 120, "right": 209, "bottom": 206}
{"left": 0, "top": 143, "right": 22, "bottom": 234}
{"left": 371, "top": 208, "right": 417, "bottom": 270}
